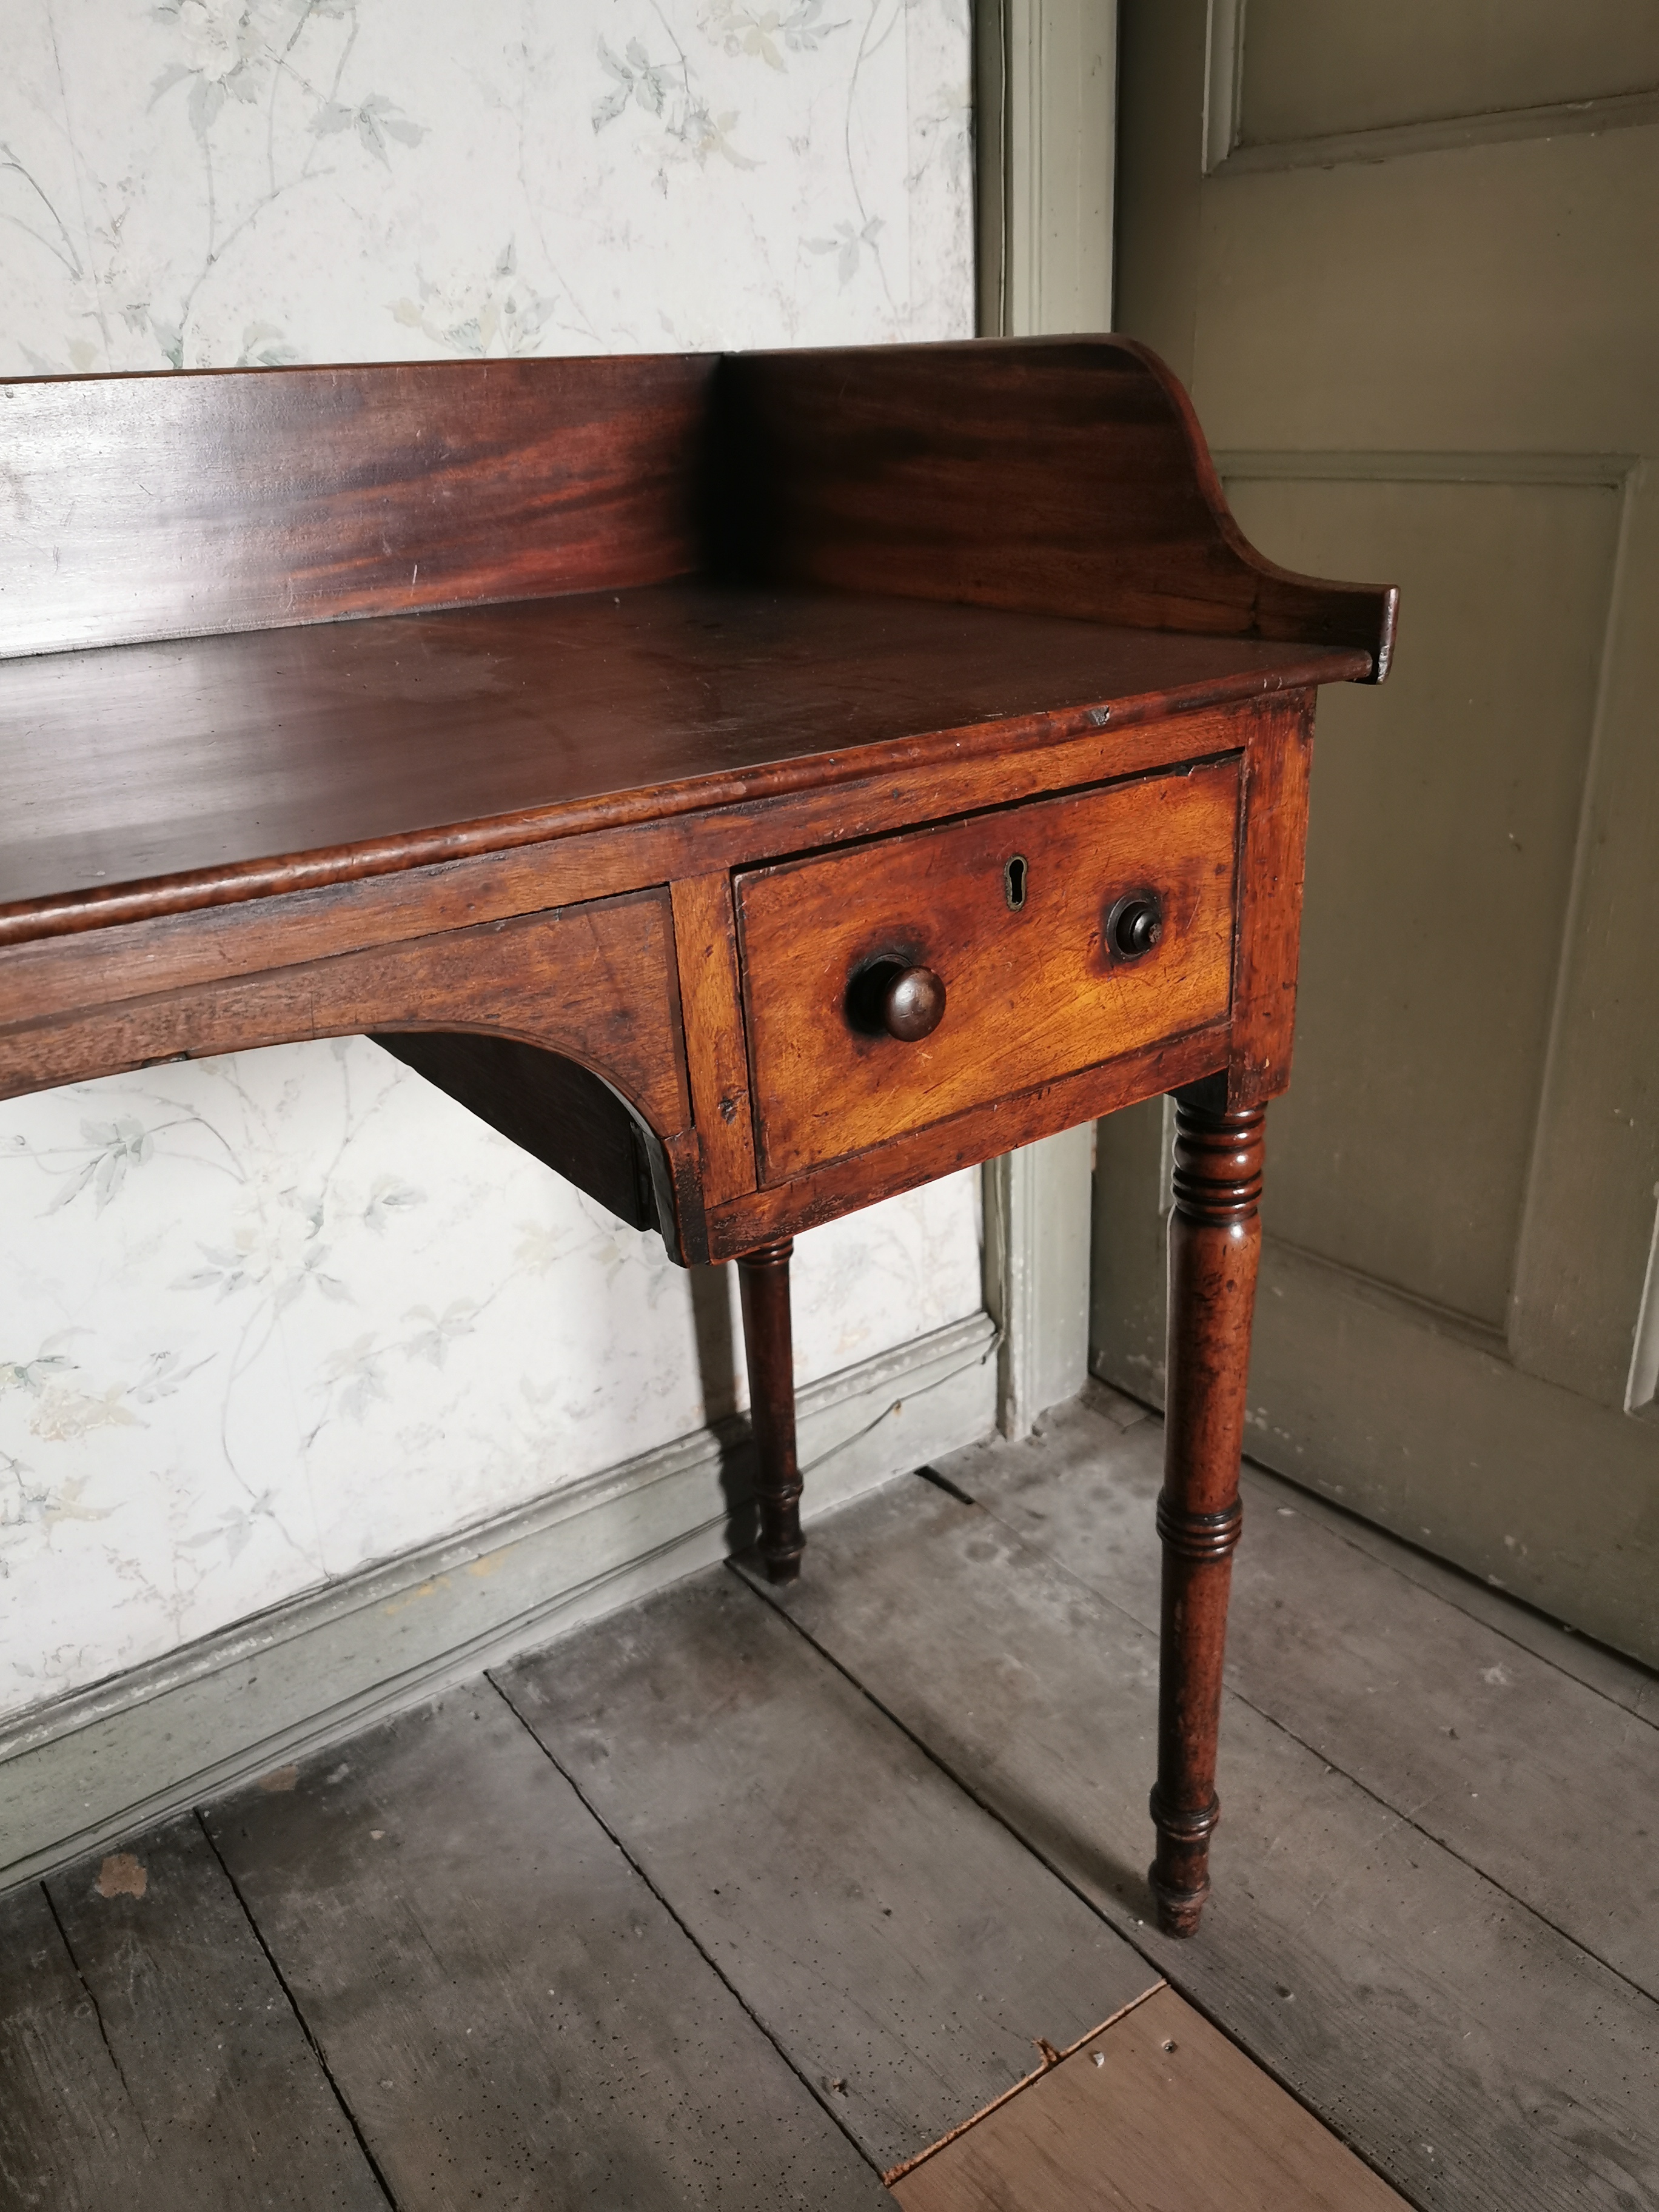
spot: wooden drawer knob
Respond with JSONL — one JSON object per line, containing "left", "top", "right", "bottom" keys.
{"left": 1107, "top": 891, "right": 1164, "bottom": 960}
{"left": 883, "top": 965, "right": 947, "bottom": 1041}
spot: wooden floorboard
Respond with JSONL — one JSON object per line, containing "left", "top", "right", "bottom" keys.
{"left": 1, "top": 1814, "right": 386, "bottom": 2211}
{"left": 740, "top": 1475, "right": 1659, "bottom": 2211}
{"left": 0, "top": 1878, "right": 155, "bottom": 2212}
{"left": 974, "top": 1382, "right": 1659, "bottom": 1721}
{"left": 945, "top": 1390, "right": 1659, "bottom": 1997}
{"left": 204, "top": 1682, "right": 891, "bottom": 2211}
{"left": 1243, "top": 1464, "right": 1659, "bottom": 1726}
{"left": 7, "top": 1387, "right": 1655, "bottom": 2206}
{"left": 496, "top": 1567, "right": 1159, "bottom": 2176}
{"left": 891, "top": 1986, "right": 1409, "bottom": 2212}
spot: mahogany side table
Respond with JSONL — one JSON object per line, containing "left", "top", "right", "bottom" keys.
{"left": 0, "top": 339, "right": 1395, "bottom": 1934}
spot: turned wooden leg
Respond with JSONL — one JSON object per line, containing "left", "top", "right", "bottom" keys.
{"left": 736, "top": 1239, "right": 804, "bottom": 1584}
{"left": 1149, "top": 1078, "right": 1265, "bottom": 1937}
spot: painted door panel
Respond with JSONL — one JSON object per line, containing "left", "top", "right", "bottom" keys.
{"left": 1096, "top": 1, "right": 1659, "bottom": 1661}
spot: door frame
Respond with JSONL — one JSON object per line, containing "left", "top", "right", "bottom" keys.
{"left": 974, "top": 0, "right": 1119, "bottom": 1436}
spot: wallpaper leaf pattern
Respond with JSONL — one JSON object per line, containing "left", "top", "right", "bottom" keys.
{"left": 4, "top": 0, "right": 971, "bottom": 372}
{"left": 0, "top": 0, "right": 977, "bottom": 1723}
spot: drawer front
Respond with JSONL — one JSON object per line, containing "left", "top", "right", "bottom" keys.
{"left": 735, "top": 759, "right": 1239, "bottom": 1181}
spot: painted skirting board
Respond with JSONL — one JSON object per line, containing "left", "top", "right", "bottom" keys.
{"left": 0, "top": 1313, "right": 995, "bottom": 1889}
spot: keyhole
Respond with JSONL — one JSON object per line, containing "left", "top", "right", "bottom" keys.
{"left": 1004, "top": 855, "right": 1028, "bottom": 910}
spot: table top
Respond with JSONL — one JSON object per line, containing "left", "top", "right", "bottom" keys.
{"left": 0, "top": 580, "right": 1366, "bottom": 930}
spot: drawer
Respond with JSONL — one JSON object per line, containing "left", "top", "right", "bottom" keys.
{"left": 734, "top": 759, "right": 1240, "bottom": 1181}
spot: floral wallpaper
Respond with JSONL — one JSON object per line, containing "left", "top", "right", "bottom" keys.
{"left": 0, "top": 0, "right": 978, "bottom": 1721}
{"left": 4, "top": 0, "right": 970, "bottom": 372}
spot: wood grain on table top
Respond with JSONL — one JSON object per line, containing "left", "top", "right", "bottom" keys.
{"left": 0, "top": 580, "right": 1366, "bottom": 923}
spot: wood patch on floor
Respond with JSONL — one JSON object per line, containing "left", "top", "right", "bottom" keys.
{"left": 888, "top": 1986, "right": 1407, "bottom": 2211}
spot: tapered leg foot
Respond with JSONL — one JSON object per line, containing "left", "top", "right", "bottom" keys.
{"left": 736, "top": 1239, "right": 803, "bottom": 1584}
{"left": 1149, "top": 1078, "right": 1264, "bottom": 1937}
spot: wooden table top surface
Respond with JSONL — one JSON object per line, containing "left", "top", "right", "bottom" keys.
{"left": 1, "top": 580, "right": 1366, "bottom": 924}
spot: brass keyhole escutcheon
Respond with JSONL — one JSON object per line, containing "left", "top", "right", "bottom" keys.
{"left": 1004, "top": 854, "right": 1028, "bottom": 910}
